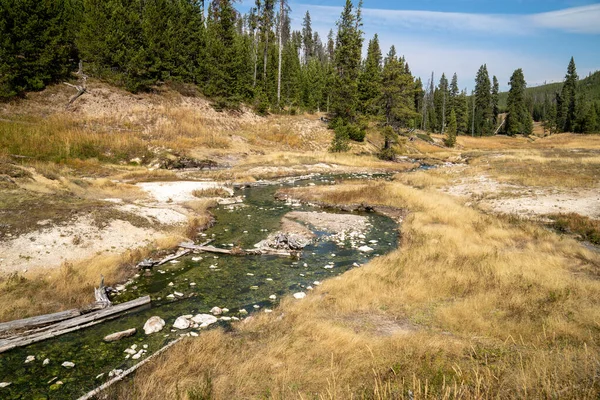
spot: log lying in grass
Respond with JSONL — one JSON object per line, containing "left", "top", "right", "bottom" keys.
{"left": 0, "top": 296, "right": 151, "bottom": 354}
{"left": 179, "top": 242, "right": 297, "bottom": 257}
{"left": 0, "top": 309, "right": 82, "bottom": 335}
{"left": 77, "top": 337, "right": 184, "bottom": 400}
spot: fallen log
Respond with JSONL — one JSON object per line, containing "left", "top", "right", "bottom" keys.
{"left": 156, "top": 249, "right": 192, "bottom": 266}
{"left": 0, "top": 309, "right": 81, "bottom": 335}
{"left": 0, "top": 296, "right": 151, "bottom": 354}
{"left": 77, "top": 337, "right": 184, "bottom": 400}
{"left": 179, "top": 242, "right": 296, "bottom": 257}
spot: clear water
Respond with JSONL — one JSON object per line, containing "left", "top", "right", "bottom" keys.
{"left": 0, "top": 174, "right": 399, "bottom": 399}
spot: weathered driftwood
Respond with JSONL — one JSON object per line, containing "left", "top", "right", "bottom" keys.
{"left": 156, "top": 249, "right": 192, "bottom": 266}
{"left": 0, "top": 309, "right": 81, "bottom": 335}
{"left": 77, "top": 337, "right": 184, "bottom": 400}
{"left": 94, "top": 275, "right": 112, "bottom": 308}
{"left": 0, "top": 296, "right": 151, "bottom": 354}
{"left": 179, "top": 242, "right": 296, "bottom": 257}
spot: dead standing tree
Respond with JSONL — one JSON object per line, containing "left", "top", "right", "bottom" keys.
{"left": 64, "top": 60, "right": 88, "bottom": 108}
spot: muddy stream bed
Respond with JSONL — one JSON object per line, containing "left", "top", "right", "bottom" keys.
{"left": 0, "top": 174, "right": 399, "bottom": 399}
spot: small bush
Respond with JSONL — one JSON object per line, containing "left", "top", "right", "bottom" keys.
{"left": 329, "top": 126, "right": 350, "bottom": 153}
{"left": 346, "top": 124, "right": 366, "bottom": 142}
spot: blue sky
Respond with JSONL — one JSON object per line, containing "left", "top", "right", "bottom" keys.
{"left": 239, "top": 0, "right": 600, "bottom": 91}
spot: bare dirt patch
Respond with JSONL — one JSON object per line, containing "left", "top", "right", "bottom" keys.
{"left": 286, "top": 211, "right": 369, "bottom": 234}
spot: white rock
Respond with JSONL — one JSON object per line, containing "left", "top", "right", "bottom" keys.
{"left": 108, "top": 369, "right": 123, "bottom": 378}
{"left": 174, "top": 291, "right": 184, "bottom": 297}
{"left": 191, "top": 314, "right": 218, "bottom": 326}
{"left": 190, "top": 332, "right": 199, "bottom": 337}
{"left": 253, "top": 304, "right": 260, "bottom": 309}
{"left": 313, "top": 281, "right": 321, "bottom": 286}
{"left": 264, "top": 309, "right": 273, "bottom": 313}
{"left": 220, "top": 316, "right": 232, "bottom": 321}
{"left": 369, "top": 240, "right": 378, "bottom": 244}
{"left": 143, "top": 316, "right": 166, "bottom": 334}
{"left": 0, "top": 382, "right": 11, "bottom": 388}
{"left": 124, "top": 348, "right": 137, "bottom": 355}
{"left": 269, "top": 295, "right": 277, "bottom": 300}
{"left": 210, "top": 307, "right": 223, "bottom": 315}
{"left": 192, "top": 257, "right": 202, "bottom": 261}
{"left": 173, "top": 316, "right": 191, "bottom": 330}
{"left": 222, "top": 308, "right": 229, "bottom": 313}
{"left": 25, "top": 355, "right": 35, "bottom": 363}
{"left": 43, "top": 358, "right": 50, "bottom": 366}
{"left": 132, "top": 350, "right": 144, "bottom": 360}
{"left": 358, "top": 234, "right": 366, "bottom": 239}
{"left": 307, "top": 286, "right": 314, "bottom": 291}
{"left": 166, "top": 294, "right": 175, "bottom": 299}
{"left": 324, "top": 265, "right": 334, "bottom": 269}
{"left": 95, "top": 373, "right": 104, "bottom": 379}
{"left": 293, "top": 292, "right": 306, "bottom": 299}
{"left": 104, "top": 328, "right": 136, "bottom": 342}
{"left": 190, "top": 282, "right": 197, "bottom": 286}
{"left": 168, "top": 282, "right": 174, "bottom": 286}
{"left": 143, "top": 344, "right": 148, "bottom": 349}
{"left": 209, "top": 264, "right": 218, "bottom": 269}
{"left": 239, "top": 309, "right": 248, "bottom": 315}
{"left": 353, "top": 262, "right": 361, "bottom": 267}
{"left": 61, "top": 361, "right": 75, "bottom": 368}
{"left": 358, "top": 245, "right": 374, "bottom": 252}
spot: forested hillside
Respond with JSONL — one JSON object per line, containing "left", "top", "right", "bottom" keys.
{"left": 0, "top": 0, "right": 598, "bottom": 146}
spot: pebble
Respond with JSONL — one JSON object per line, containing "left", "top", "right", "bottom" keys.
{"left": 174, "top": 292, "right": 184, "bottom": 297}
{"left": 43, "top": 358, "right": 50, "bottom": 366}
{"left": 313, "top": 281, "right": 321, "bottom": 285}
{"left": 239, "top": 309, "right": 248, "bottom": 315}
{"left": 253, "top": 304, "right": 261, "bottom": 309}
{"left": 96, "top": 373, "right": 105, "bottom": 379}
{"left": 192, "top": 257, "right": 202, "bottom": 261}
{"left": 191, "top": 314, "right": 218, "bottom": 326}
{"left": 264, "top": 309, "right": 273, "bottom": 313}
{"left": 220, "top": 316, "right": 232, "bottom": 321}
{"left": 266, "top": 278, "right": 273, "bottom": 281}
{"left": 166, "top": 294, "right": 175, "bottom": 299}
{"left": 269, "top": 295, "right": 277, "bottom": 300}
{"left": 246, "top": 273, "right": 255, "bottom": 276}
{"left": 209, "top": 264, "right": 218, "bottom": 269}
{"left": 61, "top": 361, "right": 75, "bottom": 368}
{"left": 293, "top": 292, "right": 306, "bottom": 300}
{"left": 0, "top": 382, "right": 11, "bottom": 388}
{"left": 168, "top": 282, "right": 174, "bottom": 286}
{"left": 190, "top": 282, "right": 196, "bottom": 286}
{"left": 210, "top": 307, "right": 223, "bottom": 315}
{"left": 108, "top": 369, "right": 123, "bottom": 378}
{"left": 190, "top": 332, "right": 199, "bottom": 337}
{"left": 25, "top": 355, "right": 35, "bottom": 363}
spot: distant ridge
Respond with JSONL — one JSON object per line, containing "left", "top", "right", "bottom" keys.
{"left": 499, "top": 70, "right": 600, "bottom": 109}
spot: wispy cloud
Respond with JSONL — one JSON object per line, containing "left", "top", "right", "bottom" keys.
{"left": 300, "top": 3, "right": 600, "bottom": 36}
{"left": 531, "top": 4, "right": 600, "bottom": 34}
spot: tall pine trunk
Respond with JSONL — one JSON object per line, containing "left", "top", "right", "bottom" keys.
{"left": 277, "top": 0, "right": 283, "bottom": 106}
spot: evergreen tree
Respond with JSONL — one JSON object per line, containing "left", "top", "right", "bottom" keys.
{"left": 433, "top": 73, "right": 449, "bottom": 132}
{"left": 445, "top": 109, "right": 457, "bottom": 147}
{"left": 474, "top": 64, "right": 493, "bottom": 136}
{"left": 561, "top": 57, "right": 578, "bottom": 132}
{"left": 301, "top": 11, "right": 313, "bottom": 64}
{"left": 379, "top": 46, "right": 417, "bottom": 131}
{"left": 491, "top": 75, "right": 499, "bottom": 127}
{"left": 357, "top": 34, "right": 382, "bottom": 116}
{"left": 456, "top": 90, "right": 469, "bottom": 134}
{"left": 0, "top": 0, "right": 79, "bottom": 98}
{"left": 330, "top": 0, "right": 363, "bottom": 124}
{"left": 505, "top": 68, "right": 533, "bottom": 136}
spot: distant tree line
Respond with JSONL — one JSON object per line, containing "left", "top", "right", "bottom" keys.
{"left": 0, "top": 0, "right": 597, "bottom": 150}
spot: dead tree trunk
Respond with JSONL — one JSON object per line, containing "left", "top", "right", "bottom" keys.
{"left": 64, "top": 61, "right": 88, "bottom": 108}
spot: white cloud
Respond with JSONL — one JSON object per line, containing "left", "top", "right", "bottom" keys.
{"left": 530, "top": 4, "right": 600, "bottom": 34}
{"left": 298, "top": 3, "right": 600, "bottom": 36}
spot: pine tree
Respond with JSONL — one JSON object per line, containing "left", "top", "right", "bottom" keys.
{"left": 445, "top": 109, "right": 457, "bottom": 147}
{"left": 505, "top": 68, "right": 533, "bottom": 136}
{"left": 301, "top": 11, "right": 313, "bottom": 64}
{"left": 379, "top": 46, "right": 417, "bottom": 131}
{"left": 456, "top": 90, "right": 469, "bottom": 134}
{"left": 433, "top": 73, "right": 449, "bottom": 133}
{"left": 491, "top": 75, "right": 499, "bottom": 127}
{"left": 474, "top": 64, "right": 493, "bottom": 136}
{"left": 0, "top": 0, "right": 78, "bottom": 98}
{"left": 357, "top": 34, "right": 382, "bottom": 116}
{"left": 330, "top": 0, "right": 363, "bottom": 124}
{"left": 561, "top": 57, "right": 578, "bottom": 132}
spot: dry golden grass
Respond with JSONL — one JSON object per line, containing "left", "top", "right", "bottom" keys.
{"left": 123, "top": 180, "right": 600, "bottom": 399}
{"left": 191, "top": 187, "right": 231, "bottom": 198}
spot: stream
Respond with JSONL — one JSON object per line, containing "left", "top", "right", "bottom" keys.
{"left": 0, "top": 174, "right": 399, "bottom": 399}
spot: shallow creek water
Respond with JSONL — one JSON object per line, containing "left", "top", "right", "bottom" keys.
{"left": 0, "top": 174, "right": 399, "bottom": 399}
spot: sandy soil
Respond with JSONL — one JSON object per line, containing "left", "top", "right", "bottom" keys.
{"left": 0, "top": 216, "right": 163, "bottom": 274}
{"left": 0, "top": 180, "right": 233, "bottom": 275}
{"left": 286, "top": 211, "right": 368, "bottom": 234}
{"left": 443, "top": 174, "right": 600, "bottom": 219}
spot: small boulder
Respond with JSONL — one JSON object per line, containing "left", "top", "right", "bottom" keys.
{"left": 0, "top": 382, "right": 11, "bottom": 388}
{"left": 293, "top": 292, "right": 306, "bottom": 300}
{"left": 210, "top": 306, "right": 223, "bottom": 315}
{"left": 358, "top": 245, "right": 374, "bottom": 252}
{"left": 61, "top": 361, "right": 75, "bottom": 368}
{"left": 25, "top": 355, "right": 35, "bottom": 364}
{"left": 43, "top": 358, "right": 50, "bottom": 366}
{"left": 191, "top": 314, "right": 218, "bottom": 326}
{"left": 104, "top": 328, "right": 137, "bottom": 342}
{"left": 173, "top": 316, "right": 191, "bottom": 330}
{"left": 143, "top": 316, "right": 166, "bottom": 334}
